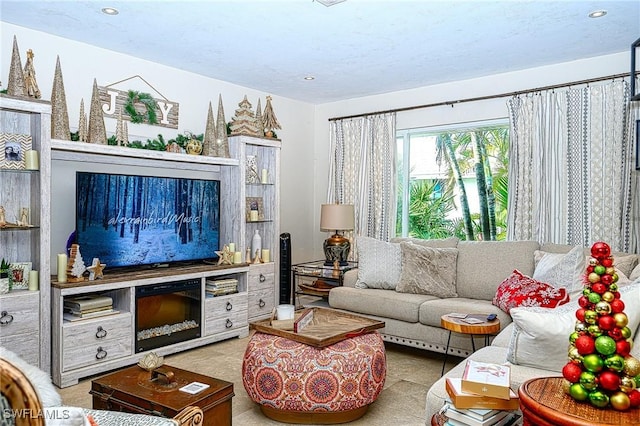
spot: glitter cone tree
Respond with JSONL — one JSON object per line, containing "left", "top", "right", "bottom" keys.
{"left": 562, "top": 242, "right": 640, "bottom": 410}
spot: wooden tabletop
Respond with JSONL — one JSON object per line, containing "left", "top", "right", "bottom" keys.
{"left": 440, "top": 314, "right": 500, "bottom": 335}
{"left": 519, "top": 377, "right": 640, "bottom": 425}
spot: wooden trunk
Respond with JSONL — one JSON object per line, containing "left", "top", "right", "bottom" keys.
{"left": 90, "top": 364, "right": 233, "bottom": 426}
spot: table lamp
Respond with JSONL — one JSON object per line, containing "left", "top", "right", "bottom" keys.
{"left": 320, "top": 203, "right": 354, "bottom": 266}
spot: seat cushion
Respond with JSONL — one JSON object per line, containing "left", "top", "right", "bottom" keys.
{"left": 329, "top": 286, "right": 435, "bottom": 323}
{"left": 418, "top": 298, "right": 511, "bottom": 329}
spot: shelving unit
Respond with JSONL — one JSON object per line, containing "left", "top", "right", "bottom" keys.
{"left": 0, "top": 95, "right": 51, "bottom": 373}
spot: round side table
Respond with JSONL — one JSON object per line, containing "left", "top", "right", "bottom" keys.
{"left": 440, "top": 314, "right": 500, "bottom": 376}
{"left": 519, "top": 377, "right": 640, "bottom": 425}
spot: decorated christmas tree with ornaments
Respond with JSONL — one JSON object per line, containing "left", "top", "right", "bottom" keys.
{"left": 562, "top": 242, "right": 640, "bottom": 410}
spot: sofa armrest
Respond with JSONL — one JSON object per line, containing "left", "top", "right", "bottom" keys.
{"left": 343, "top": 269, "right": 358, "bottom": 287}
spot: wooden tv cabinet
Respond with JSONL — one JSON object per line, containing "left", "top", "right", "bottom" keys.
{"left": 51, "top": 264, "right": 250, "bottom": 388}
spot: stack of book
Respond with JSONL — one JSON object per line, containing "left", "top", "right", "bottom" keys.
{"left": 439, "top": 360, "right": 522, "bottom": 426}
{"left": 205, "top": 278, "right": 238, "bottom": 297}
{"left": 63, "top": 295, "right": 117, "bottom": 322}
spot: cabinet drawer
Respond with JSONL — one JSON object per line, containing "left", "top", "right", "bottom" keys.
{"left": 62, "top": 314, "right": 133, "bottom": 371}
{"left": 248, "top": 287, "right": 275, "bottom": 319}
{"left": 204, "top": 295, "right": 247, "bottom": 336}
{"left": 0, "top": 292, "right": 40, "bottom": 337}
{"left": 0, "top": 332, "right": 39, "bottom": 365}
{"left": 248, "top": 266, "right": 275, "bottom": 291}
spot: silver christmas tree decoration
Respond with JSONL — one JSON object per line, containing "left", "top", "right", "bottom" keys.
{"left": 66, "top": 244, "right": 86, "bottom": 283}
{"left": 23, "top": 49, "right": 41, "bottom": 99}
{"left": 7, "top": 35, "right": 26, "bottom": 97}
{"left": 115, "top": 108, "right": 126, "bottom": 146}
{"left": 202, "top": 101, "right": 217, "bottom": 156}
{"left": 123, "top": 121, "right": 129, "bottom": 145}
{"left": 262, "top": 95, "right": 281, "bottom": 138}
{"left": 51, "top": 56, "right": 71, "bottom": 140}
{"left": 87, "top": 79, "right": 107, "bottom": 144}
{"left": 229, "top": 95, "right": 260, "bottom": 137}
{"left": 78, "top": 99, "right": 87, "bottom": 142}
{"left": 215, "top": 94, "right": 230, "bottom": 158}
{"left": 254, "top": 98, "right": 264, "bottom": 138}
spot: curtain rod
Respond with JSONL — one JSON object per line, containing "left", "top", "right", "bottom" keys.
{"left": 328, "top": 72, "right": 632, "bottom": 122}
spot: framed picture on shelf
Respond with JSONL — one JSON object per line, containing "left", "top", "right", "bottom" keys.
{"left": 9, "top": 262, "right": 32, "bottom": 290}
{"left": 246, "top": 154, "right": 259, "bottom": 183}
{"left": 0, "top": 133, "right": 32, "bottom": 170}
{"left": 246, "top": 197, "right": 264, "bottom": 222}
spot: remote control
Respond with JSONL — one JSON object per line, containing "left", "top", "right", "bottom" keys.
{"left": 487, "top": 313, "right": 497, "bottom": 321}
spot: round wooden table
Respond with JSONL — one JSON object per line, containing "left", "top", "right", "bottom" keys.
{"left": 519, "top": 377, "right": 640, "bottom": 425}
{"left": 440, "top": 314, "right": 500, "bottom": 376}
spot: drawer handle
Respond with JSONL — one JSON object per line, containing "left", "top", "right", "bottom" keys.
{"left": 0, "top": 311, "right": 14, "bottom": 325}
{"left": 226, "top": 319, "right": 233, "bottom": 328}
{"left": 258, "top": 299, "right": 266, "bottom": 308}
{"left": 96, "top": 347, "right": 107, "bottom": 360}
{"left": 95, "top": 326, "right": 108, "bottom": 339}
{"left": 226, "top": 301, "right": 233, "bottom": 311}
{"left": 259, "top": 273, "right": 266, "bottom": 282}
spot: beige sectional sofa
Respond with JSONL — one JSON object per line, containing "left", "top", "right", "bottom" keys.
{"left": 327, "top": 237, "right": 640, "bottom": 424}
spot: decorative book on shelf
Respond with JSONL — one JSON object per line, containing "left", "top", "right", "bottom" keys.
{"left": 63, "top": 295, "right": 112, "bottom": 311}
{"left": 461, "top": 360, "right": 512, "bottom": 400}
{"left": 443, "top": 403, "right": 512, "bottom": 426}
{"left": 445, "top": 378, "right": 519, "bottom": 410}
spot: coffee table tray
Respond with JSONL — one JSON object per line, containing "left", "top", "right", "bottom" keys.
{"left": 250, "top": 307, "right": 384, "bottom": 347}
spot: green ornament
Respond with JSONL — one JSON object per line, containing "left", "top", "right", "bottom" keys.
{"left": 580, "top": 370, "right": 599, "bottom": 389}
{"left": 588, "top": 324, "right": 603, "bottom": 337}
{"left": 569, "top": 383, "right": 589, "bottom": 401}
{"left": 595, "top": 335, "right": 616, "bottom": 355}
{"left": 584, "top": 310, "right": 598, "bottom": 324}
{"left": 588, "top": 390, "right": 610, "bottom": 408}
{"left": 588, "top": 292, "right": 602, "bottom": 304}
{"left": 594, "top": 265, "right": 606, "bottom": 275}
{"left": 583, "top": 354, "right": 604, "bottom": 373}
{"left": 605, "top": 354, "right": 626, "bottom": 372}
{"left": 570, "top": 331, "right": 580, "bottom": 344}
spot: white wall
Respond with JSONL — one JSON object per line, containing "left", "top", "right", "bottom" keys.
{"left": 1, "top": 22, "right": 317, "bottom": 266}
{"left": 312, "top": 51, "right": 630, "bottom": 254}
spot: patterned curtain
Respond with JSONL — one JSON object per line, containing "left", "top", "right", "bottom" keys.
{"left": 506, "top": 80, "right": 634, "bottom": 252}
{"left": 328, "top": 113, "right": 397, "bottom": 252}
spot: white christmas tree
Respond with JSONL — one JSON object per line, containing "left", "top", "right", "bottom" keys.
{"left": 68, "top": 244, "right": 86, "bottom": 280}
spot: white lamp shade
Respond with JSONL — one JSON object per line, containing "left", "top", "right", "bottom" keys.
{"left": 320, "top": 204, "right": 354, "bottom": 231}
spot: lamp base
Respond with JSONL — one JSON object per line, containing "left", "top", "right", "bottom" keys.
{"left": 323, "top": 233, "right": 350, "bottom": 266}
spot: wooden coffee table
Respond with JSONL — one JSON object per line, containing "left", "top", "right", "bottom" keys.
{"left": 519, "top": 377, "right": 640, "bottom": 425}
{"left": 91, "top": 364, "right": 233, "bottom": 425}
{"left": 440, "top": 314, "right": 500, "bottom": 376}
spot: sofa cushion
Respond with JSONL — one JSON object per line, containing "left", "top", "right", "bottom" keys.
{"left": 507, "top": 281, "right": 640, "bottom": 372}
{"left": 390, "top": 237, "right": 459, "bottom": 248}
{"left": 492, "top": 269, "right": 569, "bottom": 314}
{"left": 539, "top": 243, "right": 638, "bottom": 278}
{"left": 532, "top": 246, "right": 585, "bottom": 294}
{"left": 631, "top": 264, "right": 640, "bottom": 282}
{"left": 455, "top": 241, "right": 540, "bottom": 300}
{"left": 355, "top": 236, "right": 401, "bottom": 289}
{"left": 396, "top": 242, "right": 458, "bottom": 298}
{"left": 418, "top": 298, "right": 511, "bottom": 329}
{"left": 329, "top": 286, "right": 436, "bottom": 323}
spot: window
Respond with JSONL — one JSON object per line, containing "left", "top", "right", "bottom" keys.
{"left": 396, "top": 121, "right": 509, "bottom": 241}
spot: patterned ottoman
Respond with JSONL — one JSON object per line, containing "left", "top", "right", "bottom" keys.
{"left": 242, "top": 331, "right": 386, "bottom": 424}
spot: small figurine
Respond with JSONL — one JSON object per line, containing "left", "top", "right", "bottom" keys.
{"left": 0, "top": 206, "right": 6, "bottom": 227}
{"left": 253, "top": 249, "right": 263, "bottom": 264}
{"left": 23, "top": 49, "right": 41, "bottom": 99}
{"left": 17, "top": 207, "right": 29, "bottom": 227}
{"left": 87, "top": 257, "right": 106, "bottom": 280}
{"left": 215, "top": 245, "right": 233, "bottom": 265}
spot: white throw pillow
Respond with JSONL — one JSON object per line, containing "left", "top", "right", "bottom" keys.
{"left": 507, "top": 281, "right": 640, "bottom": 372}
{"left": 355, "top": 236, "right": 401, "bottom": 289}
{"left": 44, "top": 407, "right": 91, "bottom": 426}
{"left": 532, "top": 246, "right": 585, "bottom": 294}
{"left": 0, "top": 347, "right": 62, "bottom": 407}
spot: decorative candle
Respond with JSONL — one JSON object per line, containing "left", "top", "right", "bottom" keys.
{"left": 28, "top": 270, "right": 39, "bottom": 291}
{"left": 228, "top": 242, "right": 235, "bottom": 252}
{"left": 261, "top": 169, "right": 268, "bottom": 184}
{"left": 57, "top": 253, "right": 67, "bottom": 283}
{"left": 233, "top": 251, "right": 242, "bottom": 264}
{"left": 250, "top": 210, "right": 259, "bottom": 222}
{"left": 24, "top": 150, "right": 39, "bottom": 170}
{"left": 261, "top": 249, "right": 270, "bottom": 263}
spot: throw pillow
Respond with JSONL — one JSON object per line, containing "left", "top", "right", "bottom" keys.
{"left": 630, "top": 263, "right": 640, "bottom": 282}
{"left": 532, "top": 246, "right": 585, "bottom": 294}
{"left": 395, "top": 242, "right": 458, "bottom": 298}
{"left": 492, "top": 270, "right": 569, "bottom": 314}
{"left": 355, "top": 236, "right": 401, "bottom": 289}
{"left": 507, "top": 281, "right": 640, "bottom": 372}
{"left": 612, "top": 253, "right": 639, "bottom": 278}
{"left": 0, "top": 347, "right": 62, "bottom": 407}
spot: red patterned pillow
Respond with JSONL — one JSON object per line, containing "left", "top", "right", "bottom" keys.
{"left": 492, "top": 269, "right": 570, "bottom": 314}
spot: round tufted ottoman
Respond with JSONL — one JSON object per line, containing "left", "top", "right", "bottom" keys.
{"left": 242, "top": 331, "right": 386, "bottom": 424}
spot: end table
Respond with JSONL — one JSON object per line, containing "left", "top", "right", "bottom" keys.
{"left": 440, "top": 314, "right": 500, "bottom": 376}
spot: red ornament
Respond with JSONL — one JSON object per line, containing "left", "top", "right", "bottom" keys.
{"left": 562, "top": 362, "right": 583, "bottom": 383}
{"left": 576, "top": 308, "right": 586, "bottom": 322}
{"left": 601, "top": 274, "right": 613, "bottom": 285}
{"left": 587, "top": 265, "right": 595, "bottom": 274}
{"left": 598, "top": 315, "right": 615, "bottom": 331}
{"left": 609, "top": 327, "right": 624, "bottom": 341}
{"left": 601, "top": 257, "right": 614, "bottom": 267}
{"left": 628, "top": 390, "right": 640, "bottom": 408}
{"left": 616, "top": 340, "right": 631, "bottom": 357}
{"left": 575, "top": 335, "right": 596, "bottom": 355}
{"left": 578, "top": 296, "right": 590, "bottom": 308}
{"left": 610, "top": 299, "right": 625, "bottom": 314}
{"left": 592, "top": 283, "right": 607, "bottom": 294}
{"left": 599, "top": 370, "right": 621, "bottom": 391}
{"left": 591, "top": 242, "right": 611, "bottom": 259}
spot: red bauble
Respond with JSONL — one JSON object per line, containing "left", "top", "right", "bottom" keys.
{"left": 616, "top": 340, "right": 631, "bottom": 357}
{"left": 592, "top": 283, "right": 607, "bottom": 294}
{"left": 578, "top": 296, "right": 590, "bottom": 308}
{"left": 609, "top": 327, "right": 624, "bottom": 341}
{"left": 575, "top": 335, "right": 596, "bottom": 355}
{"left": 629, "top": 390, "right": 640, "bottom": 408}
{"left": 610, "top": 299, "right": 625, "bottom": 313}
{"left": 576, "top": 308, "right": 586, "bottom": 322}
{"left": 599, "top": 370, "right": 621, "bottom": 391}
{"left": 591, "top": 242, "right": 611, "bottom": 259}
{"left": 598, "top": 315, "right": 615, "bottom": 331}
{"left": 601, "top": 274, "right": 613, "bottom": 285}
{"left": 602, "top": 258, "right": 614, "bottom": 267}
{"left": 587, "top": 265, "right": 595, "bottom": 274}
{"left": 562, "top": 362, "right": 583, "bottom": 383}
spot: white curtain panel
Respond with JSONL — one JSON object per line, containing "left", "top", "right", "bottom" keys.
{"left": 507, "top": 80, "right": 634, "bottom": 252}
{"left": 328, "top": 113, "right": 397, "bottom": 248}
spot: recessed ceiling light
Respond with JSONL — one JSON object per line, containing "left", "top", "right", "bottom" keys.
{"left": 101, "top": 7, "right": 119, "bottom": 15}
{"left": 588, "top": 10, "right": 607, "bottom": 18}
{"left": 304, "top": 76, "right": 315, "bottom": 81}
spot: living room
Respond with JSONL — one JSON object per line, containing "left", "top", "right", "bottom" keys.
{"left": 1, "top": 1, "right": 640, "bottom": 425}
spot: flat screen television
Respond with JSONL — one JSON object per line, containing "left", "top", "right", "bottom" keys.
{"left": 76, "top": 171, "right": 220, "bottom": 269}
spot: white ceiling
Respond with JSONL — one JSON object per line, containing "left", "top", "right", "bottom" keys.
{"left": 1, "top": 0, "right": 638, "bottom": 104}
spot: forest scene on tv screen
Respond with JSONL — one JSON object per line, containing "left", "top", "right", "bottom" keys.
{"left": 76, "top": 172, "right": 220, "bottom": 268}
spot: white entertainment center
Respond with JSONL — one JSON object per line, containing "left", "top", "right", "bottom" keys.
{"left": 0, "top": 95, "right": 281, "bottom": 388}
